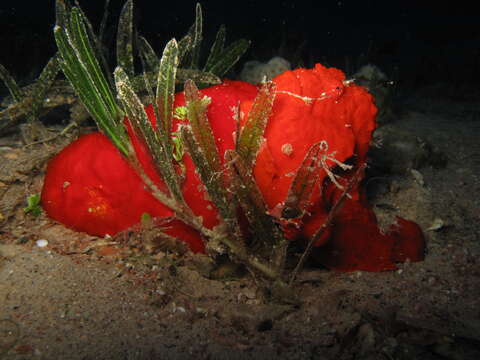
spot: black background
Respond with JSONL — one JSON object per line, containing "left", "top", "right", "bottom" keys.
{"left": 0, "top": 1, "right": 478, "bottom": 90}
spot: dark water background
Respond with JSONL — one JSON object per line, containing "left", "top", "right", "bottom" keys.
{"left": 0, "top": 0, "right": 478, "bottom": 93}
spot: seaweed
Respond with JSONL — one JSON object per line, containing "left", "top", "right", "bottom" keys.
{"left": 40, "top": 0, "right": 353, "bottom": 289}
{"left": 0, "top": 0, "right": 246, "bottom": 138}
{"left": 0, "top": 54, "right": 61, "bottom": 136}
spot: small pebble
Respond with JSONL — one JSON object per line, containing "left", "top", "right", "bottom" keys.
{"left": 427, "top": 217, "right": 445, "bottom": 231}
{"left": 411, "top": 169, "right": 425, "bottom": 186}
{"left": 36, "top": 239, "right": 48, "bottom": 248}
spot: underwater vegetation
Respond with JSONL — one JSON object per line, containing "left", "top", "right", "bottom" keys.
{"left": 5, "top": 1, "right": 425, "bottom": 285}
{"left": 0, "top": 54, "right": 61, "bottom": 138}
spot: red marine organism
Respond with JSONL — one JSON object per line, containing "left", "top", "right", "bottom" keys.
{"left": 246, "top": 64, "right": 425, "bottom": 271}
{"left": 41, "top": 65, "right": 425, "bottom": 271}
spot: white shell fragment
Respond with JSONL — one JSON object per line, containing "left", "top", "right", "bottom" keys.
{"left": 36, "top": 239, "right": 49, "bottom": 248}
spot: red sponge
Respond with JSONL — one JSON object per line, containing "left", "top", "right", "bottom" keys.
{"left": 41, "top": 68, "right": 425, "bottom": 271}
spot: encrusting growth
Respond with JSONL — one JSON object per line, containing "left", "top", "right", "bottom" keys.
{"left": 41, "top": 1, "right": 425, "bottom": 282}
{"left": 42, "top": 64, "right": 425, "bottom": 273}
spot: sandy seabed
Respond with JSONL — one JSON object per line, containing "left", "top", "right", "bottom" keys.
{"left": 1, "top": 89, "right": 479, "bottom": 359}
